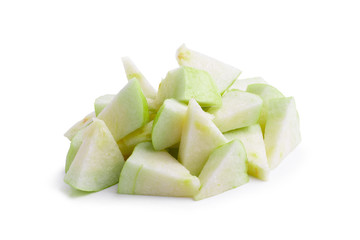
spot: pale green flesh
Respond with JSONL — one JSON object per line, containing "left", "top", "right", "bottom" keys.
{"left": 64, "top": 112, "right": 95, "bottom": 141}
{"left": 146, "top": 97, "right": 158, "bottom": 112}
{"left": 65, "top": 127, "right": 86, "bottom": 173}
{"left": 117, "top": 160, "right": 142, "bottom": 194}
{"left": 264, "top": 97, "right": 301, "bottom": 169}
{"left": 63, "top": 47, "right": 301, "bottom": 199}
{"left": 64, "top": 119, "right": 125, "bottom": 192}
{"left": 228, "top": 77, "right": 266, "bottom": 92}
{"left": 194, "top": 140, "right": 249, "bottom": 200}
{"left": 98, "top": 78, "right": 149, "bottom": 142}
{"left": 246, "top": 83, "right": 284, "bottom": 133}
{"left": 224, "top": 124, "right": 269, "bottom": 180}
{"left": 122, "top": 57, "right": 157, "bottom": 99}
{"left": 156, "top": 66, "right": 221, "bottom": 108}
{"left": 117, "top": 120, "right": 153, "bottom": 159}
{"left": 152, "top": 99, "right": 187, "bottom": 150}
{"left": 176, "top": 44, "right": 241, "bottom": 94}
{"left": 118, "top": 142, "right": 200, "bottom": 197}
{"left": 208, "top": 90, "right": 263, "bottom": 132}
{"left": 94, "top": 94, "right": 115, "bottom": 116}
{"left": 178, "top": 99, "right": 227, "bottom": 176}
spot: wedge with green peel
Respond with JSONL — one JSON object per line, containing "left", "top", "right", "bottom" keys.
{"left": 94, "top": 94, "right": 115, "bottom": 116}
{"left": 178, "top": 99, "right": 227, "bottom": 176}
{"left": 65, "top": 127, "right": 86, "bottom": 173}
{"left": 152, "top": 99, "right": 187, "bottom": 150}
{"left": 207, "top": 90, "right": 263, "bottom": 132}
{"left": 122, "top": 57, "right": 157, "bottom": 99}
{"left": 228, "top": 77, "right": 267, "bottom": 91}
{"left": 94, "top": 94, "right": 157, "bottom": 119}
{"left": 194, "top": 140, "right": 249, "bottom": 200}
{"left": 117, "top": 121, "right": 153, "bottom": 159}
{"left": 64, "top": 112, "right": 95, "bottom": 141}
{"left": 118, "top": 142, "right": 200, "bottom": 197}
{"left": 98, "top": 78, "right": 149, "bottom": 141}
{"left": 264, "top": 97, "right": 301, "bottom": 169}
{"left": 64, "top": 119, "right": 125, "bottom": 192}
{"left": 247, "top": 83, "right": 285, "bottom": 133}
{"left": 224, "top": 124, "right": 269, "bottom": 180}
{"left": 176, "top": 44, "right": 241, "bottom": 94}
{"left": 156, "top": 66, "right": 221, "bottom": 108}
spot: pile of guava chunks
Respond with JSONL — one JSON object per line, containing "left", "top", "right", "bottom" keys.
{"left": 64, "top": 44, "right": 301, "bottom": 201}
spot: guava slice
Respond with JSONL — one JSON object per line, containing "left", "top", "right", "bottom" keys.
{"left": 247, "top": 83, "right": 284, "bottom": 133}
{"left": 176, "top": 44, "right": 241, "bottom": 94}
{"left": 94, "top": 94, "right": 115, "bottom": 116}
{"left": 122, "top": 57, "right": 157, "bottom": 99}
{"left": 64, "top": 119, "right": 125, "bottom": 192}
{"left": 264, "top": 97, "right": 301, "bottom": 169}
{"left": 64, "top": 112, "right": 95, "bottom": 141}
{"left": 208, "top": 90, "right": 263, "bottom": 132}
{"left": 224, "top": 124, "right": 269, "bottom": 180}
{"left": 194, "top": 140, "right": 249, "bottom": 200}
{"left": 98, "top": 78, "right": 149, "bottom": 141}
{"left": 178, "top": 99, "right": 227, "bottom": 176}
{"left": 118, "top": 142, "right": 200, "bottom": 197}
{"left": 152, "top": 99, "right": 187, "bottom": 150}
{"left": 156, "top": 66, "right": 221, "bottom": 107}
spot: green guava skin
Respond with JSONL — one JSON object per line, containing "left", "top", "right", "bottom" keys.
{"left": 224, "top": 124, "right": 269, "bottom": 181}
{"left": 156, "top": 66, "right": 222, "bottom": 108}
{"left": 98, "top": 78, "right": 149, "bottom": 142}
{"left": 246, "top": 83, "right": 284, "bottom": 133}
{"left": 152, "top": 99, "right": 187, "bottom": 150}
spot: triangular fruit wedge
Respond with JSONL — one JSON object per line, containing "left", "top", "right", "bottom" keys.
{"left": 98, "top": 78, "right": 149, "bottom": 141}
{"left": 264, "top": 97, "right": 301, "bottom": 169}
{"left": 117, "top": 120, "right": 153, "bottom": 159}
{"left": 64, "top": 119, "right": 125, "bottom": 192}
{"left": 228, "top": 77, "right": 267, "bottom": 91}
{"left": 156, "top": 66, "right": 221, "bottom": 108}
{"left": 122, "top": 57, "right": 157, "bottom": 99}
{"left": 94, "top": 94, "right": 115, "bottom": 116}
{"left": 176, "top": 44, "right": 241, "bottom": 94}
{"left": 194, "top": 140, "right": 249, "bottom": 200}
{"left": 224, "top": 124, "right": 269, "bottom": 180}
{"left": 207, "top": 90, "right": 263, "bottom": 132}
{"left": 178, "top": 99, "right": 227, "bottom": 176}
{"left": 247, "top": 83, "right": 284, "bottom": 133}
{"left": 94, "top": 94, "right": 157, "bottom": 119}
{"left": 64, "top": 112, "right": 95, "bottom": 141}
{"left": 152, "top": 99, "right": 187, "bottom": 150}
{"left": 118, "top": 142, "right": 200, "bottom": 197}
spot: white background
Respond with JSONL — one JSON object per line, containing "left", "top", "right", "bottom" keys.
{"left": 1, "top": 0, "right": 359, "bottom": 239}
